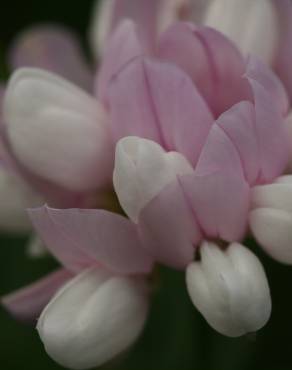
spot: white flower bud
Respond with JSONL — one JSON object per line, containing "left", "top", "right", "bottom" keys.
{"left": 37, "top": 268, "right": 149, "bottom": 370}
{"left": 186, "top": 241, "right": 271, "bottom": 337}
{"left": 250, "top": 176, "right": 292, "bottom": 263}
{"left": 113, "top": 136, "right": 193, "bottom": 222}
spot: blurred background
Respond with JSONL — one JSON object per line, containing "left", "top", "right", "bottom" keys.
{"left": 1, "top": 1, "right": 292, "bottom": 369}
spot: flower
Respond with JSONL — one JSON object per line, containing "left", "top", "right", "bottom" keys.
{"left": 2, "top": 9, "right": 292, "bottom": 370}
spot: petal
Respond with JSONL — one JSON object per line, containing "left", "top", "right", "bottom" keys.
{"left": 180, "top": 172, "right": 250, "bottom": 241}
{"left": 4, "top": 68, "right": 113, "bottom": 192}
{"left": 203, "top": 0, "right": 280, "bottom": 65}
{"left": 139, "top": 180, "right": 201, "bottom": 269}
{"left": 246, "top": 68, "right": 289, "bottom": 183}
{"left": 90, "top": 0, "right": 160, "bottom": 58}
{"left": 158, "top": 23, "right": 250, "bottom": 116}
{"left": 273, "top": 0, "right": 292, "bottom": 103}
{"left": 0, "top": 165, "right": 42, "bottom": 233}
{"left": 113, "top": 137, "right": 194, "bottom": 222}
{"left": 215, "top": 101, "right": 260, "bottom": 184}
{"left": 186, "top": 241, "right": 271, "bottom": 337}
{"left": 245, "top": 57, "right": 289, "bottom": 116}
{"left": 37, "top": 268, "right": 149, "bottom": 369}
{"left": 29, "top": 205, "right": 153, "bottom": 274}
{"left": 97, "top": 20, "right": 145, "bottom": 104}
{"left": 1, "top": 268, "right": 72, "bottom": 322}
{"left": 250, "top": 208, "right": 292, "bottom": 264}
{"left": 9, "top": 25, "right": 92, "bottom": 91}
{"left": 109, "top": 56, "right": 214, "bottom": 158}
{"left": 26, "top": 234, "right": 48, "bottom": 258}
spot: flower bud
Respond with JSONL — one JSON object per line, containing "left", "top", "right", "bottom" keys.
{"left": 250, "top": 176, "right": 292, "bottom": 263}
{"left": 113, "top": 136, "right": 193, "bottom": 222}
{"left": 186, "top": 241, "right": 271, "bottom": 337}
{"left": 203, "top": 0, "right": 279, "bottom": 64}
{"left": 37, "top": 268, "right": 149, "bottom": 370}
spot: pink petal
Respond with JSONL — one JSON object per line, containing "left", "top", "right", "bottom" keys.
{"left": 97, "top": 20, "right": 145, "bottom": 105}
{"left": 196, "top": 123, "right": 244, "bottom": 178}
{"left": 158, "top": 22, "right": 250, "bottom": 116}
{"left": 216, "top": 101, "right": 260, "bottom": 185}
{"left": 246, "top": 71, "right": 289, "bottom": 183}
{"left": 29, "top": 206, "right": 153, "bottom": 275}
{"left": 273, "top": 0, "right": 292, "bottom": 103}
{"left": 246, "top": 57, "right": 289, "bottom": 116}
{"left": 180, "top": 172, "right": 250, "bottom": 241}
{"left": 109, "top": 56, "right": 214, "bottom": 162}
{"left": 139, "top": 181, "right": 201, "bottom": 269}
{"left": 8, "top": 25, "right": 92, "bottom": 91}
{"left": 1, "top": 268, "right": 72, "bottom": 322}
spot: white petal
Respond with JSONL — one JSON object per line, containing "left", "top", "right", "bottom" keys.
{"left": 250, "top": 208, "right": 292, "bottom": 264}
{"left": 186, "top": 241, "right": 271, "bottom": 337}
{"left": 203, "top": 0, "right": 279, "bottom": 64}
{"left": 26, "top": 234, "right": 47, "bottom": 258}
{"left": 0, "top": 167, "right": 42, "bottom": 233}
{"left": 89, "top": 0, "right": 115, "bottom": 58}
{"left": 113, "top": 136, "right": 194, "bottom": 222}
{"left": 252, "top": 177, "right": 292, "bottom": 212}
{"left": 37, "top": 268, "right": 149, "bottom": 370}
{"left": 4, "top": 68, "right": 113, "bottom": 192}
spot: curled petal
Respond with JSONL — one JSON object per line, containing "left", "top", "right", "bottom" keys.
{"left": 2, "top": 268, "right": 72, "bottom": 322}
{"left": 9, "top": 25, "right": 92, "bottom": 91}
{"left": 37, "top": 268, "right": 149, "bottom": 370}
{"left": 4, "top": 68, "right": 113, "bottom": 192}
{"left": 186, "top": 242, "right": 271, "bottom": 337}
{"left": 113, "top": 137, "right": 193, "bottom": 222}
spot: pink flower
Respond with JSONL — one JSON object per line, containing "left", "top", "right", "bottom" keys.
{"left": 2, "top": 19, "right": 291, "bottom": 368}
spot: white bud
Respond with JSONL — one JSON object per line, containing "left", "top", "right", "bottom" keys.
{"left": 37, "top": 268, "right": 149, "bottom": 370}
{"left": 186, "top": 241, "right": 271, "bottom": 337}
{"left": 250, "top": 176, "right": 292, "bottom": 263}
{"left": 203, "top": 0, "right": 279, "bottom": 64}
{"left": 113, "top": 136, "right": 193, "bottom": 222}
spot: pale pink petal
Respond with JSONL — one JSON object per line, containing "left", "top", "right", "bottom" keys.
{"left": 109, "top": 57, "right": 214, "bottom": 160}
{"left": 29, "top": 206, "right": 153, "bottom": 274}
{"left": 180, "top": 172, "right": 250, "bottom": 241}
{"left": 196, "top": 123, "right": 244, "bottom": 178}
{"left": 273, "top": 0, "right": 292, "bottom": 103}
{"left": 139, "top": 181, "right": 201, "bottom": 269}
{"left": 97, "top": 20, "right": 145, "bottom": 105}
{"left": 28, "top": 206, "right": 94, "bottom": 272}
{"left": 246, "top": 71, "right": 289, "bottom": 183}
{"left": 246, "top": 57, "right": 289, "bottom": 116}
{"left": 216, "top": 101, "right": 260, "bottom": 185}
{"left": 1, "top": 268, "right": 72, "bottom": 322}
{"left": 9, "top": 25, "right": 92, "bottom": 91}
{"left": 158, "top": 23, "right": 250, "bottom": 116}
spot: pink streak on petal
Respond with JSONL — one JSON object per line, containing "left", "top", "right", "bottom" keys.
{"left": 180, "top": 172, "right": 250, "bottom": 242}
{"left": 8, "top": 25, "right": 92, "bottom": 91}
{"left": 42, "top": 208, "right": 153, "bottom": 275}
{"left": 97, "top": 20, "right": 145, "bottom": 105}
{"left": 139, "top": 181, "right": 201, "bottom": 269}
{"left": 159, "top": 22, "right": 250, "bottom": 116}
{"left": 1, "top": 268, "right": 73, "bottom": 322}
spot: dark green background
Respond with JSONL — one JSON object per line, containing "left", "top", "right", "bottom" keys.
{"left": 1, "top": 2, "right": 292, "bottom": 369}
